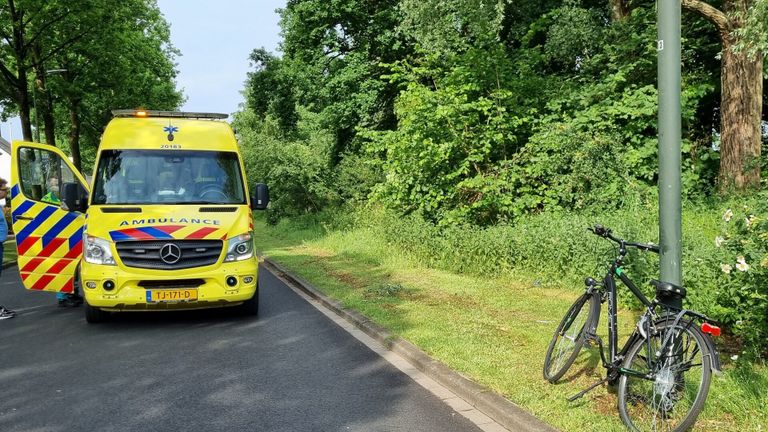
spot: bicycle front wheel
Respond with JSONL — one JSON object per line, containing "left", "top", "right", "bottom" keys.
{"left": 543, "top": 292, "right": 599, "bottom": 383}
{"left": 618, "top": 318, "right": 713, "bottom": 432}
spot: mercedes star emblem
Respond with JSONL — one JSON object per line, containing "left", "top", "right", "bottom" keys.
{"left": 160, "top": 243, "right": 182, "bottom": 264}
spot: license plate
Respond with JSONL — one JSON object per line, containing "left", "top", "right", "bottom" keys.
{"left": 146, "top": 289, "right": 198, "bottom": 303}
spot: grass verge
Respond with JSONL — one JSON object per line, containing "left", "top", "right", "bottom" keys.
{"left": 254, "top": 213, "right": 767, "bottom": 431}
{"left": 3, "top": 239, "right": 16, "bottom": 265}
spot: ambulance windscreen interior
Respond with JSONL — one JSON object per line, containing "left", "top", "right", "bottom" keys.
{"left": 92, "top": 150, "right": 245, "bottom": 205}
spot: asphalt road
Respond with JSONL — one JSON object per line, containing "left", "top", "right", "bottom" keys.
{"left": 0, "top": 265, "right": 482, "bottom": 432}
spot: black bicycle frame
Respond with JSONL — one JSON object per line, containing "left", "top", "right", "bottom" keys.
{"left": 603, "top": 262, "right": 653, "bottom": 367}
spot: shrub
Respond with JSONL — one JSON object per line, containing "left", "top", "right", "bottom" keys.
{"left": 347, "top": 202, "right": 767, "bottom": 355}
{"left": 235, "top": 109, "right": 340, "bottom": 223}
{"left": 708, "top": 198, "right": 768, "bottom": 357}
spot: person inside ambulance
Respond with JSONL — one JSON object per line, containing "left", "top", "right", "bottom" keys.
{"left": 102, "top": 156, "right": 148, "bottom": 204}
{"left": 156, "top": 171, "right": 178, "bottom": 201}
{"left": 103, "top": 171, "right": 127, "bottom": 203}
{"left": 41, "top": 176, "right": 61, "bottom": 205}
{"left": 192, "top": 159, "right": 229, "bottom": 202}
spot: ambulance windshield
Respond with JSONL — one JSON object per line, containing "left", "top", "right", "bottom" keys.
{"left": 92, "top": 150, "right": 246, "bottom": 205}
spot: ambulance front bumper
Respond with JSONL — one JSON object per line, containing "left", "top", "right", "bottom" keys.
{"left": 80, "top": 260, "right": 258, "bottom": 310}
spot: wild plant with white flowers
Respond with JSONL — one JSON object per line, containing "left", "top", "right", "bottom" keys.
{"left": 713, "top": 205, "right": 768, "bottom": 357}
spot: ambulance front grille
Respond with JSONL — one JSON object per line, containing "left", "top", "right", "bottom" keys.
{"left": 116, "top": 240, "right": 223, "bottom": 270}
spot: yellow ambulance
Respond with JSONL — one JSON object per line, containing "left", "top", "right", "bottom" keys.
{"left": 10, "top": 110, "right": 269, "bottom": 323}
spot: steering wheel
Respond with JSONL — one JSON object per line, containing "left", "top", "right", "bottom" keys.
{"left": 198, "top": 183, "right": 228, "bottom": 201}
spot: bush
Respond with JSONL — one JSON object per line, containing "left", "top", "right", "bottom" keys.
{"left": 707, "top": 198, "right": 768, "bottom": 357}
{"left": 235, "top": 109, "right": 340, "bottom": 223}
{"left": 345, "top": 201, "right": 768, "bottom": 356}
{"left": 358, "top": 203, "right": 661, "bottom": 289}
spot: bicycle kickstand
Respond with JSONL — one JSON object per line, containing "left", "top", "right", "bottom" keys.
{"left": 567, "top": 376, "right": 611, "bottom": 402}
{"left": 567, "top": 333, "right": 614, "bottom": 402}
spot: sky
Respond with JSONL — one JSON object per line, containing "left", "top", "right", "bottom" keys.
{"left": 1, "top": 0, "right": 285, "bottom": 181}
{"left": 156, "top": 0, "right": 285, "bottom": 116}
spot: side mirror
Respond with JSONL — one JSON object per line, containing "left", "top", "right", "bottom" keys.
{"left": 61, "top": 182, "right": 88, "bottom": 213}
{"left": 251, "top": 183, "right": 269, "bottom": 210}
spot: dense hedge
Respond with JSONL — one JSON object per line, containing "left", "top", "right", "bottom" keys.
{"left": 294, "top": 198, "right": 765, "bottom": 358}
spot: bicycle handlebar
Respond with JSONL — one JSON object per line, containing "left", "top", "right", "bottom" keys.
{"left": 588, "top": 224, "right": 660, "bottom": 254}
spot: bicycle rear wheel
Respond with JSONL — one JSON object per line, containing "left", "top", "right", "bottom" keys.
{"left": 543, "top": 292, "right": 599, "bottom": 383}
{"left": 618, "top": 318, "right": 712, "bottom": 432}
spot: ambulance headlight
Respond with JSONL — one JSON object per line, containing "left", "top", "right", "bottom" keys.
{"left": 224, "top": 232, "right": 253, "bottom": 262}
{"left": 84, "top": 235, "right": 116, "bottom": 265}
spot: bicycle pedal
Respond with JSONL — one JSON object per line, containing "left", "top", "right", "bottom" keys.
{"left": 583, "top": 333, "right": 601, "bottom": 347}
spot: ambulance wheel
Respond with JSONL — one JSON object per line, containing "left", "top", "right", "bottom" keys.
{"left": 85, "top": 302, "right": 109, "bottom": 323}
{"left": 240, "top": 286, "right": 259, "bottom": 316}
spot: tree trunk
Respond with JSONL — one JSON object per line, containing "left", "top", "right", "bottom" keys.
{"left": 32, "top": 44, "right": 57, "bottom": 146}
{"left": 68, "top": 98, "right": 82, "bottom": 171}
{"left": 18, "top": 75, "right": 33, "bottom": 141}
{"left": 41, "top": 86, "right": 57, "bottom": 146}
{"left": 718, "top": 43, "right": 764, "bottom": 190}
{"left": 681, "top": 0, "right": 764, "bottom": 192}
{"left": 609, "top": 0, "right": 630, "bottom": 21}
{"left": 6, "top": 0, "right": 33, "bottom": 140}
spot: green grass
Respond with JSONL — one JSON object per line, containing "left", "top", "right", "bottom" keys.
{"left": 3, "top": 239, "right": 16, "bottom": 265}
{"left": 254, "top": 213, "right": 768, "bottom": 431}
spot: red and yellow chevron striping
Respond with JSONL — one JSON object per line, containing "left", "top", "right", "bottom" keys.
{"left": 11, "top": 186, "right": 85, "bottom": 293}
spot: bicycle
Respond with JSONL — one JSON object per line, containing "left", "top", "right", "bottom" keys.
{"left": 542, "top": 225, "right": 722, "bottom": 432}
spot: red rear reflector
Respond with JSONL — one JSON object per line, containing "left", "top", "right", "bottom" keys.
{"left": 701, "top": 323, "right": 721, "bottom": 337}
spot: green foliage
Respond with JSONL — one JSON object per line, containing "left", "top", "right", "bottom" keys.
{"left": 365, "top": 46, "right": 545, "bottom": 224}
{"left": 334, "top": 151, "right": 383, "bottom": 204}
{"left": 325, "top": 200, "right": 767, "bottom": 356}
{"left": 353, "top": 205, "right": 661, "bottom": 289}
{"left": 245, "top": 48, "right": 298, "bottom": 134}
{"left": 238, "top": 0, "right": 731, "bottom": 226}
{"left": 734, "top": 0, "right": 768, "bottom": 55}
{"left": 398, "top": 0, "right": 505, "bottom": 54}
{"left": 234, "top": 108, "right": 339, "bottom": 223}
{"left": 543, "top": 2, "right": 605, "bottom": 71}
{"left": 708, "top": 197, "right": 768, "bottom": 357}
{"left": 0, "top": 0, "right": 182, "bottom": 170}
{"left": 513, "top": 81, "right": 660, "bottom": 213}
{"left": 277, "top": 0, "right": 411, "bottom": 162}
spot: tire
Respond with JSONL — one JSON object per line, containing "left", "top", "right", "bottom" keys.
{"left": 240, "top": 284, "right": 259, "bottom": 316}
{"left": 84, "top": 301, "right": 108, "bottom": 323}
{"left": 543, "top": 292, "right": 600, "bottom": 383}
{"left": 618, "top": 318, "right": 712, "bottom": 432}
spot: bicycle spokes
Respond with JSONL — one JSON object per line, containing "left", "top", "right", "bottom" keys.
{"left": 619, "top": 322, "right": 711, "bottom": 432}
{"left": 551, "top": 304, "right": 588, "bottom": 372}
{"left": 543, "top": 293, "right": 598, "bottom": 383}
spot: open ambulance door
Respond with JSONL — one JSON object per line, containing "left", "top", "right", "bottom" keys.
{"left": 9, "top": 141, "right": 89, "bottom": 293}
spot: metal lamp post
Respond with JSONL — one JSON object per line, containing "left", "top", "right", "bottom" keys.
{"left": 657, "top": 0, "right": 682, "bottom": 309}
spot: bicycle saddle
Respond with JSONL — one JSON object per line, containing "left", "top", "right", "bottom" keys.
{"left": 650, "top": 279, "right": 687, "bottom": 299}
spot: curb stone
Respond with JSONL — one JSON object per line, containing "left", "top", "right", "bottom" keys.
{"left": 261, "top": 257, "right": 558, "bottom": 432}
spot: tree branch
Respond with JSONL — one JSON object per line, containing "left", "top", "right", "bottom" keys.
{"left": 681, "top": 0, "right": 730, "bottom": 38}
{"left": 36, "top": 30, "right": 90, "bottom": 65}
{"left": 21, "top": 10, "right": 72, "bottom": 54}
{"left": 0, "top": 61, "right": 21, "bottom": 89}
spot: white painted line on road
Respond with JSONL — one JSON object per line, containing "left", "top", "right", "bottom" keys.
{"left": 4, "top": 305, "right": 48, "bottom": 313}
{"left": 269, "top": 268, "right": 511, "bottom": 432}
